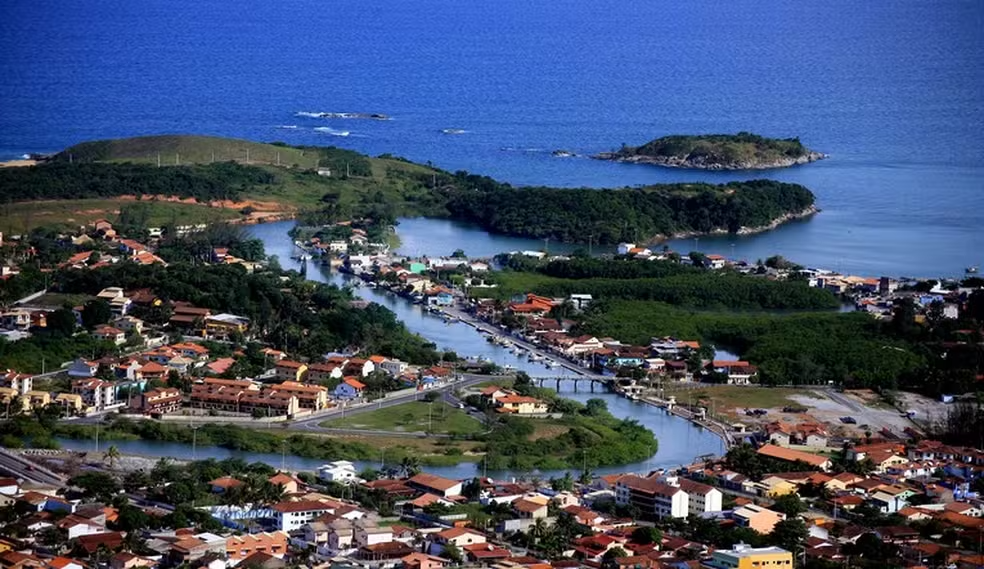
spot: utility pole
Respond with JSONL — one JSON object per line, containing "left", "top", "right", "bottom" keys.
{"left": 191, "top": 423, "right": 200, "bottom": 460}
{"left": 176, "top": 153, "right": 179, "bottom": 166}
{"left": 94, "top": 421, "right": 100, "bottom": 454}
{"left": 157, "top": 153, "right": 161, "bottom": 167}
{"left": 281, "top": 439, "right": 287, "bottom": 472}
{"left": 211, "top": 151, "right": 215, "bottom": 164}
{"left": 276, "top": 151, "right": 280, "bottom": 166}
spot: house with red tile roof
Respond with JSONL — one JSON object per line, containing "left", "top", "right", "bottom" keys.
{"left": 333, "top": 377, "right": 366, "bottom": 400}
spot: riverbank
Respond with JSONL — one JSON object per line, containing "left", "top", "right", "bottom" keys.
{"left": 654, "top": 205, "right": 819, "bottom": 243}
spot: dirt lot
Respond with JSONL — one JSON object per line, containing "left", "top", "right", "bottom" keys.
{"left": 674, "top": 385, "right": 948, "bottom": 440}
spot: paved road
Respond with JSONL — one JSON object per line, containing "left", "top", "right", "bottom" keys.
{"left": 0, "top": 448, "right": 67, "bottom": 486}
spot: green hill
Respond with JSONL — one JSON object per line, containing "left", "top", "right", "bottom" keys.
{"left": 596, "top": 132, "right": 826, "bottom": 170}
{"left": 55, "top": 135, "right": 320, "bottom": 169}
{"left": 3, "top": 134, "right": 819, "bottom": 242}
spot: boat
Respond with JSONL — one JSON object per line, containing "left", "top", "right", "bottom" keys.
{"left": 544, "top": 359, "right": 557, "bottom": 368}
{"left": 967, "top": 266, "right": 979, "bottom": 274}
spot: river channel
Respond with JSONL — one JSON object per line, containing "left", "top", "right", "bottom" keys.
{"left": 59, "top": 220, "right": 724, "bottom": 479}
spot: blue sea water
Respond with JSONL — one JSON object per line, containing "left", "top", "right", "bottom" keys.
{"left": 1, "top": 0, "right": 982, "bottom": 275}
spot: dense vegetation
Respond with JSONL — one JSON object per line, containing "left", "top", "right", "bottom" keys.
{"left": 446, "top": 177, "right": 815, "bottom": 243}
{"left": 0, "top": 161, "right": 275, "bottom": 202}
{"left": 581, "top": 299, "right": 925, "bottom": 388}
{"left": 603, "top": 132, "right": 820, "bottom": 169}
{"left": 487, "top": 256, "right": 839, "bottom": 310}
{"left": 483, "top": 397, "right": 657, "bottom": 471}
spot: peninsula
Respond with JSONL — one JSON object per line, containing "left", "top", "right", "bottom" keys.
{"left": 595, "top": 132, "right": 826, "bottom": 170}
{"left": 0, "top": 134, "right": 816, "bottom": 244}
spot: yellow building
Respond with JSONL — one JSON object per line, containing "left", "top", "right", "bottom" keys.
{"left": 0, "top": 387, "right": 28, "bottom": 413}
{"left": 25, "top": 391, "right": 51, "bottom": 408}
{"left": 55, "top": 393, "right": 85, "bottom": 415}
{"left": 762, "top": 478, "right": 798, "bottom": 498}
{"left": 707, "top": 544, "right": 793, "bottom": 569}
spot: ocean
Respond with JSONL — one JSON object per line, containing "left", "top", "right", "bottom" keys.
{"left": 1, "top": 0, "right": 982, "bottom": 276}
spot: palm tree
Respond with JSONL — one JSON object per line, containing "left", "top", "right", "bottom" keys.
{"left": 104, "top": 445, "right": 121, "bottom": 469}
{"left": 528, "top": 518, "right": 548, "bottom": 550}
{"left": 400, "top": 456, "right": 420, "bottom": 477}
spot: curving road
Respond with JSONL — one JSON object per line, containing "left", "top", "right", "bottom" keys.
{"left": 0, "top": 448, "right": 67, "bottom": 486}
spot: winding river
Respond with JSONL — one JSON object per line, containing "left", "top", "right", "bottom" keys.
{"left": 60, "top": 220, "right": 724, "bottom": 479}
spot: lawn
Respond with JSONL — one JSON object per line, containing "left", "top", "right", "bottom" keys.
{"left": 320, "top": 400, "right": 484, "bottom": 435}
{"left": 666, "top": 385, "right": 805, "bottom": 417}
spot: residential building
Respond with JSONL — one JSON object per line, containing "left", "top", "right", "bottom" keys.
{"left": 271, "top": 381, "right": 328, "bottom": 410}
{"left": 72, "top": 378, "right": 116, "bottom": 411}
{"left": 275, "top": 361, "right": 308, "bottom": 383}
{"left": 139, "top": 388, "right": 183, "bottom": 415}
{"left": 307, "top": 363, "right": 342, "bottom": 383}
{"left": 333, "top": 377, "right": 365, "bottom": 400}
{"left": 705, "top": 544, "right": 793, "bottom": 569}
{"left": 615, "top": 475, "right": 688, "bottom": 519}
{"left": 492, "top": 393, "right": 549, "bottom": 415}
{"left": 0, "top": 371, "right": 33, "bottom": 395}
{"left": 225, "top": 532, "right": 288, "bottom": 565}
{"left": 93, "top": 326, "right": 126, "bottom": 346}
{"left": 677, "top": 478, "right": 723, "bottom": 516}
{"left": 111, "top": 316, "right": 144, "bottom": 335}
{"left": 408, "top": 473, "right": 463, "bottom": 498}
{"left": 55, "top": 393, "right": 84, "bottom": 415}
{"left": 731, "top": 504, "right": 786, "bottom": 534}
{"left": 756, "top": 444, "right": 832, "bottom": 472}
{"left": 318, "top": 461, "right": 358, "bottom": 483}
{"left": 271, "top": 501, "right": 333, "bottom": 531}
{"left": 709, "top": 361, "right": 758, "bottom": 385}
{"left": 428, "top": 528, "right": 486, "bottom": 556}
{"left": 68, "top": 358, "right": 99, "bottom": 377}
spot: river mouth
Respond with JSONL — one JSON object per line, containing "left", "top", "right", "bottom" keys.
{"left": 57, "top": 220, "right": 724, "bottom": 478}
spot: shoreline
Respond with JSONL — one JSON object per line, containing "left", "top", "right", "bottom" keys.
{"left": 652, "top": 205, "right": 820, "bottom": 244}
{"left": 593, "top": 150, "right": 828, "bottom": 170}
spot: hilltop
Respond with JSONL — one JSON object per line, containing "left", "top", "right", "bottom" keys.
{"left": 595, "top": 132, "right": 826, "bottom": 170}
{"left": 2, "top": 134, "right": 817, "bottom": 242}
{"left": 55, "top": 135, "right": 321, "bottom": 168}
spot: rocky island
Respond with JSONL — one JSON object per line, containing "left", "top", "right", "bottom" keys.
{"left": 595, "top": 132, "right": 826, "bottom": 170}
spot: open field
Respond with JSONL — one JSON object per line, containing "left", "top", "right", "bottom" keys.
{"left": 318, "top": 432, "right": 484, "bottom": 465}
{"left": 666, "top": 385, "right": 804, "bottom": 416}
{"left": 668, "top": 384, "right": 946, "bottom": 439}
{"left": 1, "top": 198, "right": 240, "bottom": 233}
{"left": 320, "top": 400, "right": 484, "bottom": 435}
{"left": 62, "top": 135, "right": 322, "bottom": 169}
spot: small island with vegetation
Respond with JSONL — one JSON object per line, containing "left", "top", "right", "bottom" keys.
{"left": 595, "top": 132, "right": 827, "bottom": 170}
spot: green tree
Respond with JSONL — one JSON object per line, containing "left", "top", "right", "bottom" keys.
{"left": 81, "top": 299, "right": 112, "bottom": 329}
{"left": 631, "top": 526, "right": 663, "bottom": 545}
{"left": 442, "top": 542, "right": 463, "bottom": 565}
{"left": 769, "top": 518, "right": 808, "bottom": 552}
{"left": 104, "top": 445, "right": 121, "bottom": 468}
{"left": 771, "top": 493, "right": 807, "bottom": 517}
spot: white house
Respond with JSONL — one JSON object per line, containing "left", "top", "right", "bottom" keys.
{"left": 677, "top": 478, "right": 723, "bottom": 516}
{"left": 67, "top": 358, "right": 100, "bottom": 378}
{"left": 318, "top": 461, "right": 358, "bottom": 483}
{"left": 272, "top": 500, "right": 332, "bottom": 531}
{"left": 379, "top": 359, "right": 408, "bottom": 377}
{"left": 615, "top": 475, "right": 689, "bottom": 519}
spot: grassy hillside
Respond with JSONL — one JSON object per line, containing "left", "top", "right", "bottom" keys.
{"left": 1, "top": 199, "right": 238, "bottom": 234}
{"left": 55, "top": 135, "right": 321, "bottom": 169}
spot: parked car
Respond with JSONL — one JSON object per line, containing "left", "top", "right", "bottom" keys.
{"left": 840, "top": 416, "right": 857, "bottom": 424}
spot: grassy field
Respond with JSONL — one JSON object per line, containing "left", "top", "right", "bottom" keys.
{"left": 1, "top": 198, "right": 240, "bottom": 233}
{"left": 320, "top": 400, "right": 485, "bottom": 435}
{"left": 666, "top": 385, "right": 805, "bottom": 417}
{"left": 60, "top": 135, "right": 322, "bottom": 169}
